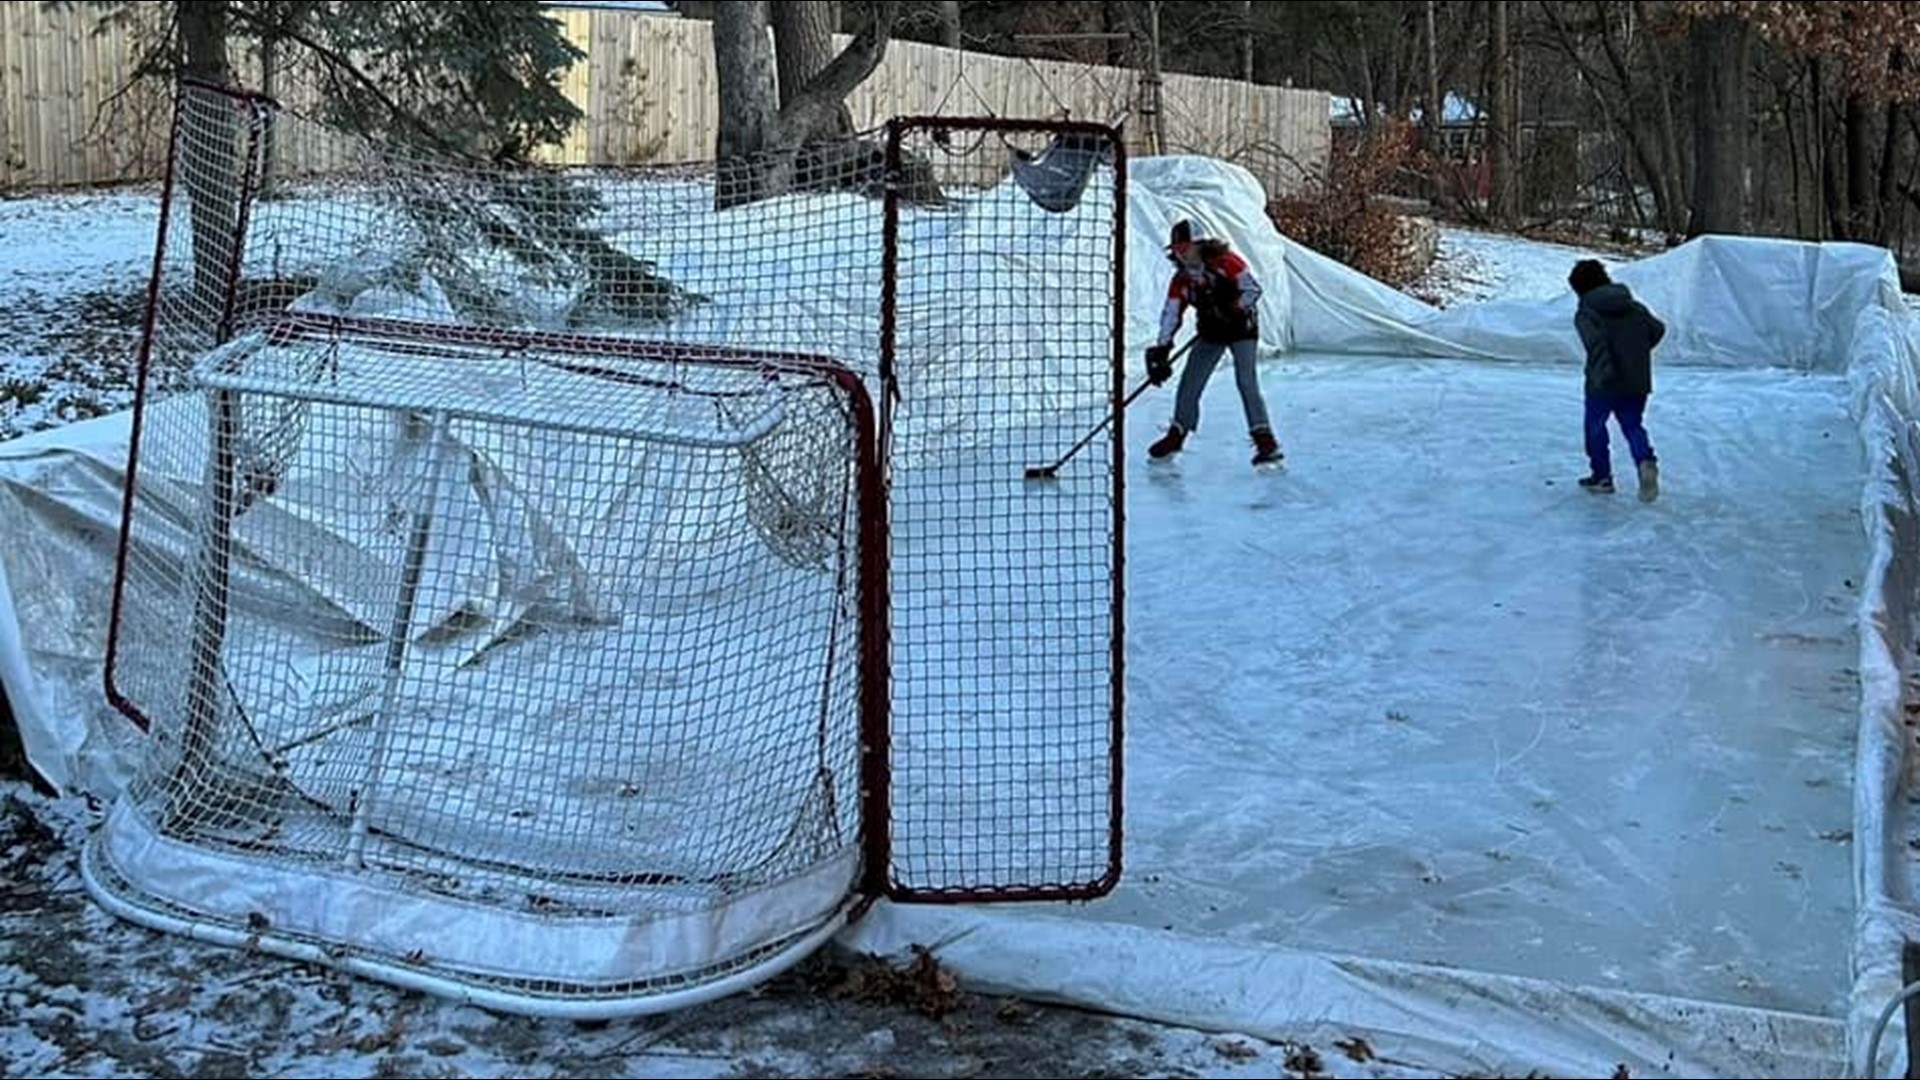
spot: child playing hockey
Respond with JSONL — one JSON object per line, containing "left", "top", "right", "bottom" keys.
{"left": 1569, "top": 258, "right": 1665, "bottom": 502}
{"left": 1144, "top": 220, "right": 1281, "bottom": 467}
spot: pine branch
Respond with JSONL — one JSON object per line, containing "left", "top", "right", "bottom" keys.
{"left": 226, "top": 3, "right": 476, "bottom": 159}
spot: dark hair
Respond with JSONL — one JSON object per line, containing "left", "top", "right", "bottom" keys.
{"left": 1568, "top": 259, "right": 1611, "bottom": 296}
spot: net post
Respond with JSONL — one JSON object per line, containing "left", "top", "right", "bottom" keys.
{"left": 878, "top": 117, "right": 903, "bottom": 425}
{"left": 863, "top": 117, "right": 905, "bottom": 901}
{"left": 1103, "top": 122, "right": 1128, "bottom": 895}
{"left": 105, "top": 80, "right": 194, "bottom": 735}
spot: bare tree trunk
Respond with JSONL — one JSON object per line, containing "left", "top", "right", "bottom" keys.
{"left": 773, "top": 1, "right": 840, "bottom": 116}
{"left": 1783, "top": 63, "right": 1807, "bottom": 236}
{"left": 1360, "top": 43, "right": 1378, "bottom": 128}
{"left": 1238, "top": 0, "right": 1255, "bottom": 84}
{"left": 257, "top": 31, "right": 280, "bottom": 197}
{"left": 1648, "top": 31, "right": 1688, "bottom": 234}
{"left": 936, "top": 0, "right": 961, "bottom": 48}
{"left": 1488, "top": 0, "right": 1516, "bottom": 223}
{"left": 1817, "top": 58, "right": 1838, "bottom": 239}
{"left": 1881, "top": 99, "right": 1906, "bottom": 247}
{"left": 1686, "top": 13, "right": 1751, "bottom": 237}
{"left": 1843, "top": 93, "right": 1873, "bottom": 240}
{"left": 714, "top": 0, "right": 779, "bottom": 206}
{"left": 1102, "top": 2, "right": 1126, "bottom": 67}
{"left": 772, "top": 1, "right": 897, "bottom": 147}
{"left": 179, "top": 0, "right": 237, "bottom": 319}
{"left": 713, "top": 0, "right": 899, "bottom": 207}
{"left": 1424, "top": 0, "right": 1441, "bottom": 140}
{"left": 175, "top": 0, "right": 240, "bottom": 824}
{"left": 1143, "top": 1, "right": 1166, "bottom": 153}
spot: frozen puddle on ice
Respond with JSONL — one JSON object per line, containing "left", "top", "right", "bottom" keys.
{"left": 1109, "top": 354, "right": 1861, "bottom": 1019}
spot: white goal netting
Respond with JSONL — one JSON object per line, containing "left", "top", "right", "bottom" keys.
{"left": 85, "top": 83, "right": 880, "bottom": 1014}
{"left": 83, "top": 74, "right": 1128, "bottom": 1016}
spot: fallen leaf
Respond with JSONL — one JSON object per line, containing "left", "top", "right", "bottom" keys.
{"left": 1284, "top": 1042, "right": 1324, "bottom": 1076}
{"left": 133, "top": 984, "right": 194, "bottom": 1018}
{"left": 1335, "top": 1035, "right": 1375, "bottom": 1062}
{"left": 1213, "top": 1037, "right": 1260, "bottom": 1060}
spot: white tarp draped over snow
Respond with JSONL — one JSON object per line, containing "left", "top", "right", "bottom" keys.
{"left": 5, "top": 154, "right": 1920, "bottom": 1076}
{"left": 1125, "top": 155, "right": 1890, "bottom": 376}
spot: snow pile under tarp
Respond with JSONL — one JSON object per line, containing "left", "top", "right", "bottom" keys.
{"left": 4, "top": 153, "right": 1920, "bottom": 1075}
{"left": 1126, "top": 155, "right": 1893, "bottom": 375}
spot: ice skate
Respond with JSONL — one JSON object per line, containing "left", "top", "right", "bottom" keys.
{"left": 1250, "top": 427, "right": 1283, "bottom": 468}
{"left": 1637, "top": 459, "right": 1659, "bottom": 503}
{"left": 1148, "top": 424, "right": 1187, "bottom": 460}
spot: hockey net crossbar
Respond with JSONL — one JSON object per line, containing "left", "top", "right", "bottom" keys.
{"left": 200, "top": 314, "right": 847, "bottom": 451}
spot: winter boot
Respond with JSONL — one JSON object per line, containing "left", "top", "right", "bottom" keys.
{"left": 1578, "top": 473, "right": 1615, "bottom": 494}
{"left": 1636, "top": 458, "right": 1660, "bottom": 503}
{"left": 1250, "top": 427, "right": 1283, "bottom": 466}
{"left": 1148, "top": 424, "right": 1187, "bottom": 459}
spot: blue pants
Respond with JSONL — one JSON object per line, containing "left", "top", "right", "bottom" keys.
{"left": 1172, "top": 338, "right": 1269, "bottom": 434}
{"left": 1584, "top": 394, "right": 1654, "bottom": 479}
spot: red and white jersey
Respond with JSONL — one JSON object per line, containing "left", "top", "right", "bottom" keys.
{"left": 1158, "top": 249, "right": 1263, "bottom": 344}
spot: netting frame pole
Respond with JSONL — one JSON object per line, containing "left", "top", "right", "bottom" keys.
{"left": 347, "top": 408, "right": 454, "bottom": 867}
{"left": 859, "top": 119, "right": 906, "bottom": 902}
{"left": 1105, "top": 124, "right": 1129, "bottom": 898}
{"left": 103, "top": 80, "right": 193, "bottom": 735}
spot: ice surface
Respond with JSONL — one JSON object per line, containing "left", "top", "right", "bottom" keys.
{"left": 3, "top": 153, "right": 1906, "bottom": 1073}
{"left": 1102, "top": 354, "right": 1861, "bottom": 1018}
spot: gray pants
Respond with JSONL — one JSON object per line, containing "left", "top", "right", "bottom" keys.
{"left": 1173, "top": 338, "right": 1269, "bottom": 434}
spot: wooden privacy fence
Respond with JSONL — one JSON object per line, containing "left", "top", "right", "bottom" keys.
{"left": 1, "top": 4, "right": 1329, "bottom": 197}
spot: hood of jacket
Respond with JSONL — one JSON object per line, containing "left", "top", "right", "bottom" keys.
{"left": 1580, "top": 282, "right": 1639, "bottom": 317}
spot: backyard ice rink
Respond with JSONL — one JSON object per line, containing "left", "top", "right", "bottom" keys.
{"left": 848, "top": 350, "right": 1871, "bottom": 1078}
{"left": 1115, "top": 356, "right": 1861, "bottom": 1017}
{"left": 4, "top": 158, "right": 1911, "bottom": 1076}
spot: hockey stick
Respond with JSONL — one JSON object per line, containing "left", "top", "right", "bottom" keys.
{"left": 1023, "top": 339, "right": 1192, "bottom": 480}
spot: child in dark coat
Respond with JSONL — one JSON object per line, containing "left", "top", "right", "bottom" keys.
{"left": 1569, "top": 259, "right": 1665, "bottom": 502}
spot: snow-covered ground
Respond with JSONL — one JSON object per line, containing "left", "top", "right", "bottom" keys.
{"left": 0, "top": 191, "right": 161, "bottom": 439}
{"left": 1407, "top": 225, "right": 1639, "bottom": 306}
{"left": 1, "top": 171, "right": 1884, "bottom": 1079}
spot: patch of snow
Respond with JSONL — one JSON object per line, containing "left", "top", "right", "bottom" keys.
{"left": 1408, "top": 224, "right": 1618, "bottom": 307}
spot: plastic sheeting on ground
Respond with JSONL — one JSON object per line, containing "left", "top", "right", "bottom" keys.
{"left": 5, "top": 155, "right": 1920, "bottom": 1077}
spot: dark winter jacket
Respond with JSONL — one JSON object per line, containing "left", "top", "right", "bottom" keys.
{"left": 1574, "top": 282, "right": 1665, "bottom": 397}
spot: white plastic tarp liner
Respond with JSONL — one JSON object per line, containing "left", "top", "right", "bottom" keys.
{"left": 4, "top": 154, "right": 1920, "bottom": 1076}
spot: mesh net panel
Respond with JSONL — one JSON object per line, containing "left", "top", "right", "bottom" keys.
{"left": 879, "top": 120, "right": 1123, "bottom": 899}
{"left": 95, "top": 84, "right": 1122, "bottom": 1009}
{"left": 97, "top": 84, "right": 877, "bottom": 1008}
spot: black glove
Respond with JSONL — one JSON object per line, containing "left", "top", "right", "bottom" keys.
{"left": 1145, "top": 343, "right": 1174, "bottom": 386}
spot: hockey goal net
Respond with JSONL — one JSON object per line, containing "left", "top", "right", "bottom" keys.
{"left": 87, "top": 81, "right": 1124, "bottom": 1015}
